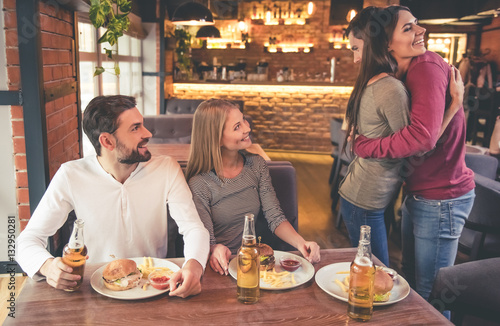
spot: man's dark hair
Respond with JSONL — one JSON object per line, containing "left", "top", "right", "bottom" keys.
{"left": 83, "top": 95, "right": 136, "bottom": 156}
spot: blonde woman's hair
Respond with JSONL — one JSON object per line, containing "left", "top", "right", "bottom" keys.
{"left": 185, "top": 99, "right": 240, "bottom": 181}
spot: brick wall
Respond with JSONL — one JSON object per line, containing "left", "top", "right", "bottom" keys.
{"left": 174, "top": 83, "right": 352, "bottom": 152}
{"left": 4, "top": 0, "right": 80, "bottom": 231}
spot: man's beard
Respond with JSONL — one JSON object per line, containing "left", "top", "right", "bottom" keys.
{"left": 116, "top": 139, "right": 151, "bottom": 164}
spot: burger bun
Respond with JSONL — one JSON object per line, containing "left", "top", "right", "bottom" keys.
{"left": 102, "top": 259, "right": 142, "bottom": 291}
{"left": 373, "top": 269, "right": 394, "bottom": 302}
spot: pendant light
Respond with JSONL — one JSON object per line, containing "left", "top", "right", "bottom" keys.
{"left": 196, "top": 25, "right": 221, "bottom": 39}
{"left": 172, "top": 2, "right": 215, "bottom": 26}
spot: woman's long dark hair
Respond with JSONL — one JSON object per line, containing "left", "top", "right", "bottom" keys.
{"left": 343, "top": 6, "right": 411, "bottom": 154}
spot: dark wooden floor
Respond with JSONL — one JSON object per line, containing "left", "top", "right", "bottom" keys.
{"left": 266, "top": 150, "right": 403, "bottom": 272}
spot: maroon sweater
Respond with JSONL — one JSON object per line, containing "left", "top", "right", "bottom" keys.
{"left": 354, "top": 51, "right": 475, "bottom": 200}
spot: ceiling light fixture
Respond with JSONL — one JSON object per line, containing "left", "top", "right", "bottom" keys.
{"left": 196, "top": 25, "right": 221, "bottom": 39}
{"left": 172, "top": 2, "right": 215, "bottom": 26}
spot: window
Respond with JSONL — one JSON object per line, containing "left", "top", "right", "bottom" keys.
{"left": 77, "top": 15, "right": 144, "bottom": 111}
{"left": 77, "top": 14, "right": 144, "bottom": 156}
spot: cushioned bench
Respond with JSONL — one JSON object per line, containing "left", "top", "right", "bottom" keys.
{"left": 143, "top": 114, "right": 193, "bottom": 144}
{"left": 163, "top": 98, "right": 244, "bottom": 115}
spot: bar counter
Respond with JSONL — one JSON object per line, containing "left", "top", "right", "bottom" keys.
{"left": 172, "top": 82, "right": 353, "bottom": 152}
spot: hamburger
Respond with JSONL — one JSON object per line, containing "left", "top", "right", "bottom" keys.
{"left": 373, "top": 269, "right": 394, "bottom": 302}
{"left": 102, "top": 259, "right": 143, "bottom": 291}
{"left": 258, "top": 243, "right": 275, "bottom": 271}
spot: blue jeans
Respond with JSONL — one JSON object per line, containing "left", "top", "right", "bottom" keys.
{"left": 340, "top": 198, "right": 390, "bottom": 266}
{"left": 401, "top": 189, "right": 475, "bottom": 301}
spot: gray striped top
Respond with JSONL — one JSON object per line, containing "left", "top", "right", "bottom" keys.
{"left": 188, "top": 151, "right": 287, "bottom": 254}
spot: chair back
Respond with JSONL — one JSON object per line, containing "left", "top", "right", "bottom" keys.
{"left": 465, "top": 153, "right": 498, "bottom": 180}
{"left": 167, "top": 160, "right": 299, "bottom": 256}
{"left": 330, "top": 118, "right": 353, "bottom": 162}
{"left": 459, "top": 174, "right": 500, "bottom": 260}
{"left": 255, "top": 161, "right": 298, "bottom": 251}
{"left": 48, "top": 210, "right": 76, "bottom": 256}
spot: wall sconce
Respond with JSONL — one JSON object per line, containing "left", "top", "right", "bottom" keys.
{"left": 237, "top": 19, "right": 247, "bottom": 33}
{"left": 307, "top": 2, "right": 314, "bottom": 16}
{"left": 346, "top": 9, "right": 357, "bottom": 23}
{"left": 172, "top": 2, "right": 215, "bottom": 26}
{"left": 265, "top": 6, "right": 272, "bottom": 23}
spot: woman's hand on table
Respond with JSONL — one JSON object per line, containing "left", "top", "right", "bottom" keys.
{"left": 39, "top": 257, "right": 81, "bottom": 290}
{"left": 297, "top": 241, "right": 321, "bottom": 264}
{"left": 168, "top": 259, "right": 203, "bottom": 298}
{"left": 209, "top": 244, "right": 231, "bottom": 275}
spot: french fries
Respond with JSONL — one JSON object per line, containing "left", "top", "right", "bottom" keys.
{"left": 334, "top": 271, "right": 350, "bottom": 293}
{"left": 260, "top": 268, "right": 297, "bottom": 288}
{"left": 137, "top": 257, "right": 174, "bottom": 279}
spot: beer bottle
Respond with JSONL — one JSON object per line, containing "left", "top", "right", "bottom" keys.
{"left": 62, "top": 219, "right": 87, "bottom": 291}
{"left": 237, "top": 214, "right": 260, "bottom": 304}
{"left": 347, "top": 225, "right": 376, "bottom": 321}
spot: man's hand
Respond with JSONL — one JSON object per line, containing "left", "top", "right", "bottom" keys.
{"left": 209, "top": 244, "right": 231, "bottom": 276}
{"left": 168, "top": 259, "right": 204, "bottom": 298}
{"left": 297, "top": 241, "right": 321, "bottom": 263}
{"left": 39, "top": 257, "right": 80, "bottom": 290}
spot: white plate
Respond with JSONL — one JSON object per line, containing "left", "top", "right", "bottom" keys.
{"left": 90, "top": 257, "right": 180, "bottom": 300}
{"left": 228, "top": 251, "right": 315, "bottom": 290}
{"left": 315, "top": 262, "right": 410, "bottom": 306}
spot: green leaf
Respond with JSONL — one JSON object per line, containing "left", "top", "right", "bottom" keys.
{"left": 89, "top": 5, "right": 105, "bottom": 28}
{"left": 101, "top": 1, "right": 112, "bottom": 16}
{"left": 121, "top": 17, "right": 130, "bottom": 32}
{"left": 106, "top": 30, "right": 118, "bottom": 46}
{"left": 97, "top": 30, "right": 108, "bottom": 44}
{"left": 94, "top": 67, "right": 105, "bottom": 77}
{"left": 118, "top": 1, "right": 132, "bottom": 14}
{"left": 105, "top": 48, "right": 113, "bottom": 59}
{"left": 114, "top": 65, "right": 120, "bottom": 76}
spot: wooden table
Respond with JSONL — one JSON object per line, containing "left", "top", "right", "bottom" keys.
{"left": 7, "top": 249, "right": 451, "bottom": 325}
{"left": 148, "top": 143, "right": 271, "bottom": 163}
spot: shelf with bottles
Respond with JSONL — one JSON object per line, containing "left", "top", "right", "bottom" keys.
{"left": 249, "top": 1, "right": 314, "bottom": 26}
{"left": 329, "top": 29, "right": 350, "bottom": 50}
{"left": 264, "top": 34, "right": 313, "bottom": 54}
{"left": 264, "top": 42, "right": 313, "bottom": 53}
{"left": 206, "top": 39, "right": 248, "bottom": 50}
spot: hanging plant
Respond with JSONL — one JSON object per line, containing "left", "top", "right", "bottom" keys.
{"left": 175, "top": 28, "right": 192, "bottom": 75}
{"left": 89, "top": 0, "right": 132, "bottom": 76}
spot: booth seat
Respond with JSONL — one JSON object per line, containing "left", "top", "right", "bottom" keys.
{"left": 143, "top": 114, "right": 193, "bottom": 144}
{"left": 164, "top": 98, "right": 244, "bottom": 115}
{"left": 144, "top": 113, "right": 252, "bottom": 144}
{"left": 167, "top": 160, "right": 299, "bottom": 257}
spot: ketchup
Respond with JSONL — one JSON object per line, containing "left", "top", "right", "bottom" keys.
{"left": 281, "top": 259, "right": 300, "bottom": 272}
{"left": 150, "top": 276, "right": 170, "bottom": 290}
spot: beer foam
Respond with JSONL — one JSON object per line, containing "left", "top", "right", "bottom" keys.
{"left": 354, "top": 256, "right": 372, "bottom": 266}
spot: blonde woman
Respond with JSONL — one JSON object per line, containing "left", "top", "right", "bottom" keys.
{"left": 186, "top": 99, "right": 320, "bottom": 275}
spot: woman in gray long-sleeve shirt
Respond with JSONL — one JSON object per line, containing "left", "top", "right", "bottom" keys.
{"left": 338, "top": 8, "right": 409, "bottom": 266}
{"left": 185, "top": 99, "right": 320, "bottom": 275}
